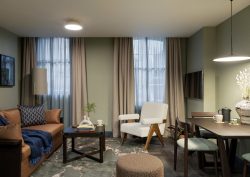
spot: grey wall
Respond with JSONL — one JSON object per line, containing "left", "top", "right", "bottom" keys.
{"left": 85, "top": 38, "right": 114, "bottom": 131}
{"left": 0, "top": 27, "right": 20, "bottom": 109}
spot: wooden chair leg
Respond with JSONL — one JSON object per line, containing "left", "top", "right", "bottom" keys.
{"left": 213, "top": 151, "right": 218, "bottom": 177}
{"left": 153, "top": 124, "right": 164, "bottom": 146}
{"left": 121, "top": 133, "right": 127, "bottom": 145}
{"left": 174, "top": 141, "right": 177, "bottom": 171}
{"left": 144, "top": 125, "right": 155, "bottom": 150}
{"left": 184, "top": 146, "right": 188, "bottom": 177}
{"left": 243, "top": 160, "right": 248, "bottom": 177}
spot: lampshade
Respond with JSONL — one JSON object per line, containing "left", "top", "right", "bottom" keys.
{"left": 32, "top": 68, "right": 48, "bottom": 95}
{"left": 213, "top": 0, "right": 250, "bottom": 62}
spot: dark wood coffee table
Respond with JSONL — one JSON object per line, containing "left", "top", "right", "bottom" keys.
{"left": 63, "top": 125, "right": 105, "bottom": 163}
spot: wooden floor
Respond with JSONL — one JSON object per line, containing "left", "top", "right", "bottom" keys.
{"left": 140, "top": 137, "right": 245, "bottom": 177}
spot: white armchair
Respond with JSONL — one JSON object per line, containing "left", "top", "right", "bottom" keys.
{"left": 119, "top": 102, "right": 168, "bottom": 150}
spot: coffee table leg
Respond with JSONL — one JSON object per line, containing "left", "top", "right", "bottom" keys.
{"left": 100, "top": 136, "right": 103, "bottom": 163}
{"left": 63, "top": 136, "right": 67, "bottom": 163}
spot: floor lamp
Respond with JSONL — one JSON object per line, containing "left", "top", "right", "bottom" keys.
{"left": 32, "top": 68, "right": 48, "bottom": 105}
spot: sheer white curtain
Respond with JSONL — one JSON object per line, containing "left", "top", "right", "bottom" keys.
{"left": 133, "top": 38, "right": 166, "bottom": 112}
{"left": 36, "top": 38, "right": 71, "bottom": 126}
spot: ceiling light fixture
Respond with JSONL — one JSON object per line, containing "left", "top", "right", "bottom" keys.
{"left": 64, "top": 21, "right": 83, "bottom": 31}
{"left": 213, "top": 0, "right": 250, "bottom": 62}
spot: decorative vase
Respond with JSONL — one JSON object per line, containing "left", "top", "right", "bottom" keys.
{"left": 235, "top": 99, "right": 250, "bottom": 124}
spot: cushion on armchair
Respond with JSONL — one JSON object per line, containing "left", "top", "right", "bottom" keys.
{"left": 45, "top": 109, "right": 61, "bottom": 124}
{"left": 19, "top": 105, "right": 46, "bottom": 127}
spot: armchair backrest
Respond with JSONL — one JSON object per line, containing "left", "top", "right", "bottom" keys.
{"left": 140, "top": 102, "right": 168, "bottom": 122}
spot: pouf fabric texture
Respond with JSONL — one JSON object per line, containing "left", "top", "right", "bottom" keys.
{"left": 116, "top": 153, "right": 164, "bottom": 177}
{"left": 19, "top": 105, "right": 46, "bottom": 127}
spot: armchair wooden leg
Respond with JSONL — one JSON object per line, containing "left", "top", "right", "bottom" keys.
{"left": 144, "top": 125, "right": 155, "bottom": 150}
{"left": 144, "top": 124, "right": 164, "bottom": 150}
{"left": 174, "top": 141, "right": 177, "bottom": 171}
{"left": 153, "top": 124, "right": 164, "bottom": 146}
{"left": 121, "top": 133, "right": 127, "bottom": 145}
{"left": 213, "top": 151, "right": 218, "bottom": 177}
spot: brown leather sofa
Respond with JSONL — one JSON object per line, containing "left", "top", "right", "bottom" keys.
{"left": 0, "top": 108, "right": 64, "bottom": 177}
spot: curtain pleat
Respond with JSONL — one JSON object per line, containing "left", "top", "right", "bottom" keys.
{"left": 166, "top": 38, "right": 185, "bottom": 136}
{"left": 21, "top": 37, "right": 36, "bottom": 105}
{"left": 71, "top": 38, "right": 88, "bottom": 125}
{"left": 113, "top": 38, "right": 135, "bottom": 137}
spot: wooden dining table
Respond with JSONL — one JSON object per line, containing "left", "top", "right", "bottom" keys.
{"left": 188, "top": 118, "right": 250, "bottom": 177}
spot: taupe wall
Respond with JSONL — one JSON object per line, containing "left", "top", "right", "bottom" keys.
{"left": 0, "top": 27, "right": 20, "bottom": 109}
{"left": 85, "top": 38, "right": 114, "bottom": 131}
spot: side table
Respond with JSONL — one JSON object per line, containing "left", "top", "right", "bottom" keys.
{"left": 63, "top": 125, "right": 105, "bottom": 163}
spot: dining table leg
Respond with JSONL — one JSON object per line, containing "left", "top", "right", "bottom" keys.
{"left": 218, "top": 137, "right": 231, "bottom": 177}
{"left": 229, "top": 138, "right": 237, "bottom": 171}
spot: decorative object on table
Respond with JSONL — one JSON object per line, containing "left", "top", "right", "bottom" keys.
{"left": 77, "top": 102, "right": 96, "bottom": 130}
{"left": 0, "top": 54, "right": 15, "bottom": 87}
{"left": 218, "top": 108, "right": 231, "bottom": 122}
{"left": 32, "top": 68, "right": 48, "bottom": 105}
{"left": 97, "top": 119, "right": 103, "bottom": 126}
{"left": 213, "top": 114, "right": 223, "bottom": 123}
{"left": 235, "top": 68, "right": 250, "bottom": 124}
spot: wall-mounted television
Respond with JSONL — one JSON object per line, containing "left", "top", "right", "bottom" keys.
{"left": 0, "top": 54, "right": 15, "bottom": 87}
{"left": 184, "top": 70, "right": 203, "bottom": 99}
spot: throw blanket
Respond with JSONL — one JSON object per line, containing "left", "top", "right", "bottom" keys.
{"left": 22, "top": 129, "right": 53, "bottom": 165}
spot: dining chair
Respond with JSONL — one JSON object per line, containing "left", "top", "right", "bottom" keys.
{"left": 242, "top": 153, "right": 250, "bottom": 177}
{"left": 174, "top": 117, "right": 218, "bottom": 177}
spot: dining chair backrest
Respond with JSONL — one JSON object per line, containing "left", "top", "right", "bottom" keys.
{"left": 191, "top": 112, "right": 216, "bottom": 118}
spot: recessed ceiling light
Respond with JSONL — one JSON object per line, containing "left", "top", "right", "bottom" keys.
{"left": 64, "top": 21, "right": 83, "bottom": 31}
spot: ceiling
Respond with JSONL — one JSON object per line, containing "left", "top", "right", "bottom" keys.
{"left": 0, "top": 0, "right": 249, "bottom": 37}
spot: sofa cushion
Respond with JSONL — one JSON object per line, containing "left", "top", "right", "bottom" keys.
{"left": 22, "top": 144, "right": 31, "bottom": 160}
{"left": 45, "top": 109, "right": 61, "bottom": 124}
{"left": 23, "top": 123, "right": 64, "bottom": 136}
{"left": 19, "top": 105, "right": 46, "bottom": 127}
{"left": 0, "top": 108, "right": 21, "bottom": 124}
{"left": 0, "top": 123, "right": 24, "bottom": 146}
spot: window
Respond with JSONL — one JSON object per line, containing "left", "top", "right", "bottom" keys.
{"left": 36, "top": 38, "right": 70, "bottom": 96}
{"left": 133, "top": 38, "right": 166, "bottom": 112}
{"left": 36, "top": 37, "right": 71, "bottom": 126}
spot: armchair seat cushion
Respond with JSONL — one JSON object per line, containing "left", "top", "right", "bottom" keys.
{"left": 177, "top": 137, "right": 218, "bottom": 151}
{"left": 242, "top": 153, "right": 250, "bottom": 162}
{"left": 121, "top": 122, "right": 165, "bottom": 137}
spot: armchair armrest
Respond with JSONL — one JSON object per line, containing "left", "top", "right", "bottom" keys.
{"left": 141, "top": 118, "right": 163, "bottom": 125}
{"left": 119, "top": 114, "right": 140, "bottom": 121}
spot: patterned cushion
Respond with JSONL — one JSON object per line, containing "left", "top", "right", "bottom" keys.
{"left": 19, "top": 105, "right": 46, "bottom": 127}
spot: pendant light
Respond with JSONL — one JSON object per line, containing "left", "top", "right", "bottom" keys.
{"left": 213, "top": 0, "right": 250, "bottom": 62}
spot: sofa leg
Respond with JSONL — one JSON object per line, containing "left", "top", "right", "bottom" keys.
{"left": 121, "top": 133, "right": 127, "bottom": 145}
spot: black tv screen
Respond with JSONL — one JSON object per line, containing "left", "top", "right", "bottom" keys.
{"left": 184, "top": 70, "right": 203, "bottom": 99}
{"left": 0, "top": 54, "right": 15, "bottom": 87}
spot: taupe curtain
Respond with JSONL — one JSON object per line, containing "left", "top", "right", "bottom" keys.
{"left": 113, "top": 38, "right": 135, "bottom": 137}
{"left": 71, "top": 38, "right": 88, "bottom": 125}
{"left": 21, "top": 38, "right": 36, "bottom": 105}
{"left": 166, "top": 38, "right": 185, "bottom": 136}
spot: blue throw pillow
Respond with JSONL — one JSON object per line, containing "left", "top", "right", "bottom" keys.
{"left": 0, "top": 115, "right": 9, "bottom": 126}
{"left": 19, "top": 105, "right": 46, "bottom": 127}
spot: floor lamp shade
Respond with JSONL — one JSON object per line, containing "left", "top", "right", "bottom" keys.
{"left": 32, "top": 68, "right": 48, "bottom": 95}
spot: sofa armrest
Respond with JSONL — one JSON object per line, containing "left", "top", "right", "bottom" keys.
{"left": 0, "top": 139, "right": 22, "bottom": 177}
{"left": 119, "top": 114, "right": 140, "bottom": 121}
{"left": 140, "top": 118, "right": 163, "bottom": 125}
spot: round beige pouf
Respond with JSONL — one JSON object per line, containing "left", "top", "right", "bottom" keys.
{"left": 116, "top": 153, "right": 164, "bottom": 177}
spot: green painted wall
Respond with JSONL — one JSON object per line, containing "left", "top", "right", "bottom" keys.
{"left": 85, "top": 38, "right": 114, "bottom": 131}
{"left": 187, "top": 6, "right": 250, "bottom": 155}
{"left": 0, "top": 27, "right": 20, "bottom": 109}
{"left": 186, "top": 27, "right": 216, "bottom": 117}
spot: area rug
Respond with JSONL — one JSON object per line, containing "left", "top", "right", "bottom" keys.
{"left": 31, "top": 138, "right": 147, "bottom": 177}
